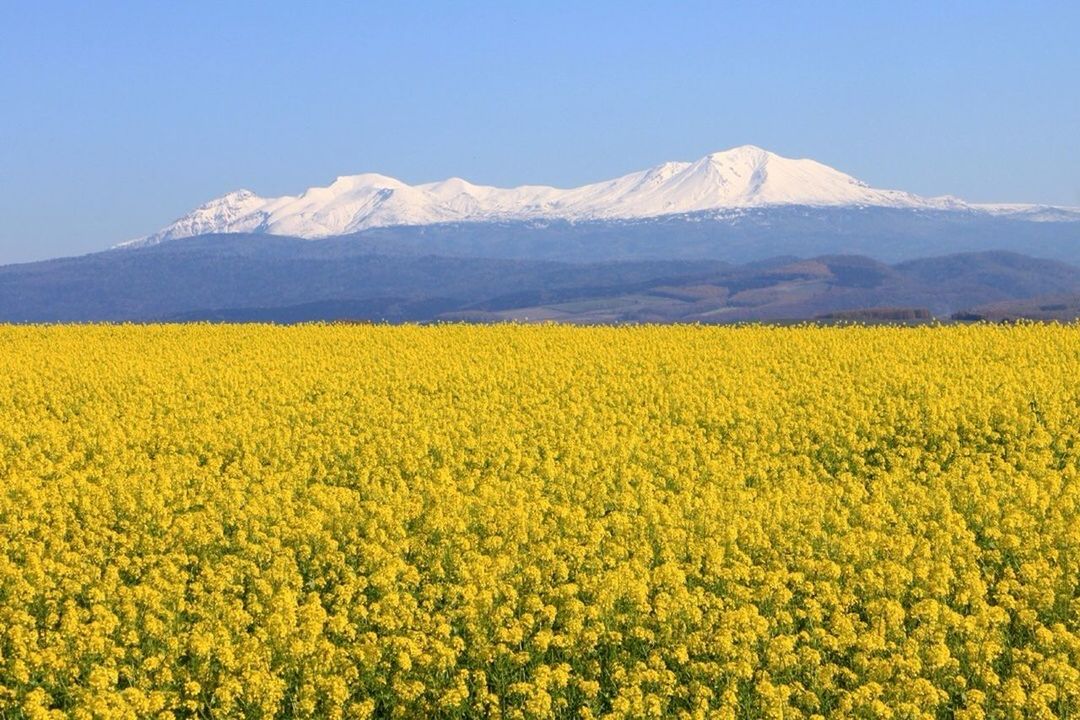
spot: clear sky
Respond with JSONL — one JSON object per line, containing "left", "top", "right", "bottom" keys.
{"left": 2, "top": 1, "right": 1078, "bottom": 264}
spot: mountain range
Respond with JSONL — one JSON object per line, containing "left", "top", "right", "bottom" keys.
{"left": 131, "top": 145, "right": 1079, "bottom": 247}
{"left": 3, "top": 145, "right": 1079, "bottom": 323}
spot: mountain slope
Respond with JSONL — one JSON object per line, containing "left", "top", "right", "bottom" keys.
{"left": 323, "top": 208, "right": 1080, "bottom": 265}
{"left": 0, "top": 235, "right": 726, "bottom": 322}
{"left": 132, "top": 146, "right": 1076, "bottom": 246}
{"left": 450, "top": 253, "right": 1080, "bottom": 323}
{"left": 2, "top": 234, "right": 1077, "bottom": 323}
{"left": 954, "top": 295, "right": 1080, "bottom": 322}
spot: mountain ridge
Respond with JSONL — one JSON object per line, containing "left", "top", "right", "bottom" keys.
{"left": 4, "top": 232, "right": 1078, "bottom": 323}
{"left": 130, "top": 146, "right": 1078, "bottom": 247}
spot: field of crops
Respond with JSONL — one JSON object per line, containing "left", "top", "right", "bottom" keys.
{"left": 2, "top": 324, "right": 1079, "bottom": 719}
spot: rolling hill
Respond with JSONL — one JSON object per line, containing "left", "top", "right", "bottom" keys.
{"left": 2, "top": 235, "right": 1077, "bottom": 323}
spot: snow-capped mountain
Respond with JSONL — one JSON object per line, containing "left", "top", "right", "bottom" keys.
{"left": 10, "top": 145, "right": 1080, "bottom": 323}
{"left": 132, "top": 145, "right": 1068, "bottom": 247}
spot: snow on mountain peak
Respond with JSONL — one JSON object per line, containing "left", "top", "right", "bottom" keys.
{"left": 129, "top": 146, "right": 1045, "bottom": 247}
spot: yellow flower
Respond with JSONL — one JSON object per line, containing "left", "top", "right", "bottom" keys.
{"left": 0, "top": 323, "right": 1078, "bottom": 717}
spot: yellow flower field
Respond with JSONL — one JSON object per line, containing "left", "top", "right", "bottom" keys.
{"left": 2, "top": 324, "right": 1079, "bottom": 720}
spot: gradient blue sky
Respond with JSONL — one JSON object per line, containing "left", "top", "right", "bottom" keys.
{"left": 2, "top": 1, "right": 1078, "bottom": 263}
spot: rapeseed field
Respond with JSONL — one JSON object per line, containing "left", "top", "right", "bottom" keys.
{"left": 1, "top": 324, "right": 1079, "bottom": 719}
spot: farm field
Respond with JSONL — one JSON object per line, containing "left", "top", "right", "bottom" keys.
{"left": 2, "top": 324, "right": 1080, "bottom": 719}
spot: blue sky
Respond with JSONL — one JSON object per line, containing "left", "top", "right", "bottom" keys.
{"left": 1, "top": 1, "right": 1078, "bottom": 263}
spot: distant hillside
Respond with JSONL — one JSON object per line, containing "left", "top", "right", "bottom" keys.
{"left": 320, "top": 208, "right": 1080, "bottom": 265}
{"left": 2, "top": 233, "right": 1072, "bottom": 323}
{"left": 436, "top": 252, "right": 1080, "bottom": 324}
{"left": 0, "top": 235, "right": 726, "bottom": 323}
{"left": 953, "top": 296, "right": 1080, "bottom": 322}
